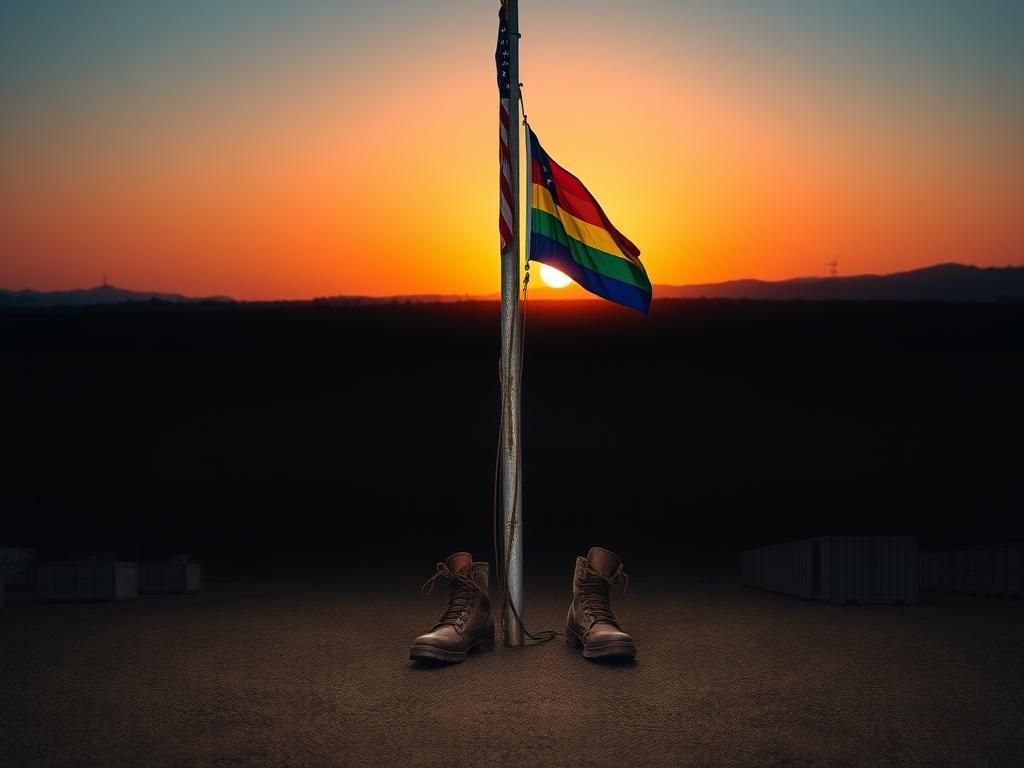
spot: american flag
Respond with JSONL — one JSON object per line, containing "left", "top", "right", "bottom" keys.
{"left": 495, "top": 0, "right": 514, "bottom": 251}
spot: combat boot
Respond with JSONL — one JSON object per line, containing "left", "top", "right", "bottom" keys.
{"left": 565, "top": 546, "right": 636, "bottom": 659}
{"left": 410, "top": 552, "right": 495, "bottom": 663}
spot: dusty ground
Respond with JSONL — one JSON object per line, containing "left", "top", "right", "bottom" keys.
{"left": 2, "top": 572, "right": 1023, "bottom": 767}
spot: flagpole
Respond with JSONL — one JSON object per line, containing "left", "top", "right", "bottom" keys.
{"left": 499, "top": 0, "right": 524, "bottom": 647}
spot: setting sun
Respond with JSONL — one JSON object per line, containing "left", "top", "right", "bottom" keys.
{"left": 538, "top": 263, "right": 572, "bottom": 289}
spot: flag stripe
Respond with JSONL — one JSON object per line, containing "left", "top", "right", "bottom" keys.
{"left": 529, "top": 132, "right": 641, "bottom": 259}
{"left": 527, "top": 128, "right": 650, "bottom": 312}
{"left": 532, "top": 160, "right": 606, "bottom": 231}
{"left": 531, "top": 209, "right": 651, "bottom": 291}
{"left": 531, "top": 232, "right": 652, "bottom": 313}
{"left": 532, "top": 183, "right": 636, "bottom": 265}
{"left": 499, "top": 102, "right": 514, "bottom": 250}
{"left": 551, "top": 159, "right": 640, "bottom": 259}
{"left": 496, "top": 2, "right": 514, "bottom": 251}
{"left": 500, "top": 174, "right": 515, "bottom": 208}
{"left": 500, "top": 196, "right": 514, "bottom": 239}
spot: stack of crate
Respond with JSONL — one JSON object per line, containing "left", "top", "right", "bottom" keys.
{"left": 139, "top": 555, "right": 201, "bottom": 594}
{"left": 0, "top": 547, "right": 37, "bottom": 605}
{"left": 35, "top": 559, "right": 138, "bottom": 602}
{"left": 919, "top": 545, "right": 1022, "bottom": 598}
{"left": 742, "top": 536, "right": 919, "bottom": 604}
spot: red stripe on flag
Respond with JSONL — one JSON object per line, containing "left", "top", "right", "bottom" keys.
{"left": 499, "top": 217, "right": 514, "bottom": 248}
{"left": 548, "top": 158, "right": 640, "bottom": 258}
{"left": 530, "top": 159, "right": 543, "bottom": 184}
{"left": 498, "top": 100, "right": 514, "bottom": 250}
{"left": 533, "top": 159, "right": 611, "bottom": 234}
{"left": 500, "top": 172, "right": 514, "bottom": 203}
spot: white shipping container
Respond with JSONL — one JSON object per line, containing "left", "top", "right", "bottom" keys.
{"left": 824, "top": 536, "right": 918, "bottom": 604}
{"left": 35, "top": 564, "right": 73, "bottom": 601}
{"left": 919, "top": 545, "right": 1023, "bottom": 598}
{"left": 139, "top": 563, "right": 201, "bottom": 594}
{"left": 1009, "top": 546, "right": 1022, "bottom": 597}
{"left": 0, "top": 548, "right": 35, "bottom": 586}
{"left": 35, "top": 562, "right": 138, "bottom": 601}
{"left": 766, "top": 540, "right": 814, "bottom": 598}
{"left": 742, "top": 536, "right": 918, "bottom": 604}
{"left": 115, "top": 563, "right": 138, "bottom": 599}
{"left": 741, "top": 541, "right": 814, "bottom": 597}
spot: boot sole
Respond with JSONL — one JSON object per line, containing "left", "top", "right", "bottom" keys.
{"left": 409, "top": 634, "right": 495, "bottom": 663}
{"left": 565, "top": 626, "right": 636, "bottom": 660}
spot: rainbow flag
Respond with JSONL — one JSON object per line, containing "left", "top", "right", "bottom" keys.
{"left": 528, "top": 128, "right": 652, "bottom": 312}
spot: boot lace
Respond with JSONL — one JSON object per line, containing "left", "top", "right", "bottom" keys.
{"left": 421, "top": 562, "right": 481, "bottom": 627}
{"left": 578, "top": 562, "right": 629, "bottom": 627}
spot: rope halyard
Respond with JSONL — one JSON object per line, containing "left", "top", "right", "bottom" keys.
{"left": 493, "top": 260, "right": 557, "bottom": 646}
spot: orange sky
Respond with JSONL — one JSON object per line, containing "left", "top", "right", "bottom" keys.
{"left": 1, "top": 1, "right": 1021, "bottom": 299}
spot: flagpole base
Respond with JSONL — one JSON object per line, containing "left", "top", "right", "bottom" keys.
{"left": 503, "top": 612, "right": 525, "bottom": 647}
{"left": 502, "top": 517, "right": 525, "bottom": 647}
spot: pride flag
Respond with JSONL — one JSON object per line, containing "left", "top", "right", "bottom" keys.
{"left": 528, "top": 128, "right": 652, "bottom": 313}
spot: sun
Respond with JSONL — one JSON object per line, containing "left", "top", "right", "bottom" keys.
{"left": 538, "top": 263, "right": 572, "bottom": 289}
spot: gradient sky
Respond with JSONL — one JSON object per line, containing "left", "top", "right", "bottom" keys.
{"left": 2, "top": 0, "right": 1022, "bottom": 299}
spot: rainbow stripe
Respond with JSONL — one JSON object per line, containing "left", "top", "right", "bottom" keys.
{"left": 528, "top": 129, "right": 651, "bottom": 313}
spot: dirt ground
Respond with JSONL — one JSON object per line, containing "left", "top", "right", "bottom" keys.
{"left": 3, "top": 571, "right": 1023, "bottom": 767}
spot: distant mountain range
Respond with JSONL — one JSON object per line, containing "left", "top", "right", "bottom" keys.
{"left": 0, "top": 284, "right": 234, "bottom": 307}
{"left": 653, "top": 263, "right": 1024, "bottom": 302}
{"left": 305, "top": 263, "right": 1024, "bottom": 304}
{"left": 2, "top": 264, "right": 1022, "bottom": 307}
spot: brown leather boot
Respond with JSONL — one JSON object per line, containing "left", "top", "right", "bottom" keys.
{"left": 410, "top": 552, "right": 495, "bottom": 663}
{"left": 565, "top": 546, "right": 636, "bottom": 660}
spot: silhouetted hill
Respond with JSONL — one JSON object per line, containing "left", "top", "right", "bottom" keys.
{"left": 0, "top": 284, "right": 234, "bottom": 307}
{"left": 304, "top": 263, "right": 1024, "bottom": 303}
{"left": 4, "top": 263, "right": 1021, "bottom": 306}
{"left": 655, "top": 264, "right": 1024, "bottom": 301}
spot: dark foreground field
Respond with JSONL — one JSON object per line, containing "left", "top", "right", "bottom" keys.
{"left": 3, "top": 568, "right": 1023, "bottom": 768}
{"left": 2, "top": 299, "right": 1024, "bottom": 766}
{"left": 1, "top": 299, "right": 1022, "bottom": 561}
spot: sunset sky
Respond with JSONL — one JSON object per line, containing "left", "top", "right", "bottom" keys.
{"left": 2, "top": 0, "right": 1022, "bottom": 300}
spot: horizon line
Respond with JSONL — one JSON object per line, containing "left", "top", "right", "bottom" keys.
{"left": 3, "top": 260, "right": 1024, "bottom": 303}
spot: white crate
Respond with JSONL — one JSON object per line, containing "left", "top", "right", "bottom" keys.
{"left": 920, "top": 545, "right": 1023, "bottom": 597}
{"left": 139, "top": 563, "right": 201, "bottom": 594}
{"left": 0, "top": 548, "right": 35, "bottom": 587}
{"left": 35, "top": 562, "right": 137, "bottom": 601}
{"left": 822, "top": 536, "right": 918, "bottom": 604}
{"left": 1009, "top": 546, "right": 1022, "bottom": 597}
{"left": 743, "top": 536, "right": 918, "bottom": 604}
{"left": 742, "top": 540, "right": 814, "bottom": 598}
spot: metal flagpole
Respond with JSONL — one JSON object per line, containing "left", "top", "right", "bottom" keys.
{"left": 499, "top": 0, "right": 524, "bottom": 647}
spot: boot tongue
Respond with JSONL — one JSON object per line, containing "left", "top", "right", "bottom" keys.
{"left": 445, "top": 552, "right": 473, "bottom": 576}
{"left": 586, "top": 547, "right": 621, "bottom": 579}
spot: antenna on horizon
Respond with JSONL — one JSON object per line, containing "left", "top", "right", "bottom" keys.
{"left": 826, "top": 259, "right": 839, "bottom": 279}
{"left": 102, "top": 273, "right": 108, "bottom": 287}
